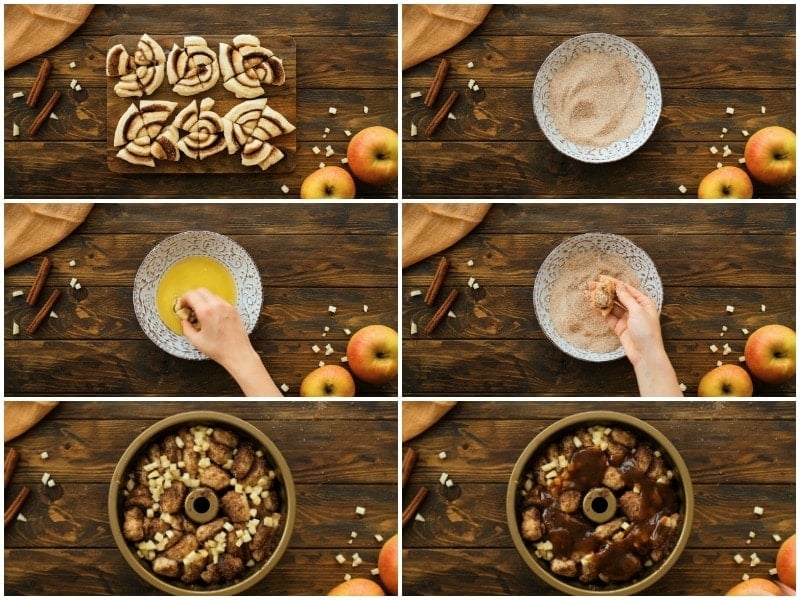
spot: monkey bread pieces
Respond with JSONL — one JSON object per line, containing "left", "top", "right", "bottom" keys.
{"left": 518, "top": 424, "right": 682, "bottom": 588}
{"left": 107, "top": 34, "right": 293, "bottom": 171}
{"left": 120, "top": 424, "right": 284, "bottom": 587}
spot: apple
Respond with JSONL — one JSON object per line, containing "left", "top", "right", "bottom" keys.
{"left": 346, "top": 126, "right": 398, "bottom": 186}
{"left": 697, "top": 364, "right": 753, "bottom": 397}
{"left": 697, "top": 166, "right": 753, "bottom": 199}
{"left": 377, "top": 533, "right": 398, "bottom": 595}
{"left": 299, "top": 364, "right": 356, "bottom": 397}
{"left": 724, "top": 577, "right": 782, "bottom": 596}
{"left": 300, "top": 165, "right": 356, "bottom": 199}
{"left": 744, "top": 324, "right": 796, "bottom": 385}
{"left": 776, "top": 533, "right": 796, "bottom": 589}
{"left": 328, "top": 577, "right": 385, "bottom": 596}
{"left": 744, "top": 126, "right": 796, "bottom": 186}
{"left": 345, "top": 324, "right": 398, "bottom": 385}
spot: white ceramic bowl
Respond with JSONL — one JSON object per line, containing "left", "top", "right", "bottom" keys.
{"left": 133, "top": 231, "right": 262, "bottom": 360}
{"left": 533, "top": 233, "right": 662, "bottom": 362}
{"left": 533, "top": 33, "right": 661, "bottom": 163}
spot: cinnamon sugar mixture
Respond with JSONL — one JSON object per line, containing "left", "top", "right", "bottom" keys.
{"left": 548, "top": 50, "right": 646, "bottom": 148}
{"left": 550, "top": 251, "right": 642, "bottom": 353}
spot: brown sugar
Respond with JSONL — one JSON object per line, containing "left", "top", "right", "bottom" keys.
{"left": 549, "top": 251, "right": 642, "bottom": 354}
{"left": 547, "top": 50, "right": 646, "bottom": 148}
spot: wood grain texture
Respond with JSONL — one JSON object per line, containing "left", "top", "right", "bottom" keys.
{"left": 402, "top": 203, "right": 796, "bottom": 397}
{"left": 4, "top": 203, "right": 398, "bottom": 396}
{"left": 401, "top": 400, "right": 796, "bottom": 596}
{"left": 402, "top": 4, "right": 796, "bottom": 198}
{"left": 3, "top": 400, "right": 398, "bottom": 596}
{"left": 4, "top": 4, "right": 398, "bottom": 198}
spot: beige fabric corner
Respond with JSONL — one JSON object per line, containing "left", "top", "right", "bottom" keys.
{"left": 402, "top": 4, "right": 492, "bottom": 70}
{"left": 5, "top": 4, "right": 93, "bottom": 70}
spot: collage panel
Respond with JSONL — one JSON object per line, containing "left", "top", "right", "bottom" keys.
{"left": 3, "top": 2, "right": 799, "bottom": 598}
{"left": 401, "top": 4, "right": 795, "bottom": 199}
{"left": 3, "top": 399, "right": 398, "bottom": 595}
{"left": 5, "top": 4, "right": 398, "bottom": 199}
{"left": 4, "top": 202, "right": 398, "bottom": 397}
{"left": 402, "top": 202, "right": 796, "bottom": 398}
{"left": 401, "top": 399, "right": 796, "bottom": 595}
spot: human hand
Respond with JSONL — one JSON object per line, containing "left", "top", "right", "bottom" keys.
{"left": 590, "top": 278, "right": 664, "bottom": 367}
{"left": 178, "top": 288, "right": 254, "bottom": 368}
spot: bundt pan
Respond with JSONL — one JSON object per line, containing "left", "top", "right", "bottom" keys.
{"left": 109, "top": 411, "right": 295, "bottom": 595}
{"left": 506, "top": 411, "right": 693, "bottom": 595}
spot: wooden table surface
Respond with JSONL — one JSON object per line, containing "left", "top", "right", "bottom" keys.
{"left": 4, "top": 4, "right": 398, "bottom": 199}
{"left": 402, "top": 4, "right": 796, "bottom": 198}
{"left": 402, "top": 203, "right": 796, "bottom": 397}
{"left": 401, "top": 400, "right": 796, "bottom": 596}
{"left": 4, "top": 203, "right": 398, "bottom": 396}
{"left": 3, "top": 400, "right": 397, "bottom": 595}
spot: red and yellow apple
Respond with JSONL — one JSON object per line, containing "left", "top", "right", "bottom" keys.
{"left": 345, "top": 324, "right": 398, "bottom": 385}
{"left": 744, "top": 126, "right": 796, "bottom": 186}
{"left": 744, "top": 324, "right": 796, "bottom": 385}
{"left": 776, "top": 533, "right": 796, "bottom": 590}
{"left": 300, "top": 165, "right": 356, "bottom": 199}
{"left": 724, "top": 578, "right": 783, "bottom": 596}
{"left": 299, "top": 364, "right": 356, "bottom": 397}
{"left": 697, "top": 364, "right": 753, "bottom": 397}
{"left": 377, "top": 533, "right": 398, "bottom": 595}
{"left": 697, "top": 166, "right": 753, "bottom": 199}
{"left": 346, "top": 126, "right": 398, "bottom": 186}
{"left": 328, "top": 577, "right": 385, "bottom": 596}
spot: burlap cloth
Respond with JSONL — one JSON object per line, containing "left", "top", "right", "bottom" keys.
{"left": 5, "top": 401, "right": 59, "bottom": 442}
{"left": 4, "top": 4, "right": 93, "bottom": 70}
{"left": 402, "top": 4, "right": 492, "bottom": 70}
{"left": 402, "top": 203, "right": 491, "bottom": 269}
{"left": 402, "top": 401, "right": 457, "bottom": 442}
{"left": 5, "top": 203, "right": 93, "bottom": 269}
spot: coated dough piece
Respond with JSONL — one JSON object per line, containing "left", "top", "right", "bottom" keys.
{"left": 590, "top": 275, "right": 616, "bottom": 317}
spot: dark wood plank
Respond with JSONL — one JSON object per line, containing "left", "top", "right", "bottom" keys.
{"left": 402, "top": 141, "right": 797, "bottom": 198}
{"left": 473, "top": 4, "right": 795, "bottom": 38}
{"left": 402, "top": 548, "right": 792, "bottom": 596}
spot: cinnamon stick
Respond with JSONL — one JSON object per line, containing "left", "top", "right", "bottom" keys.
{"left": 402, "top": 486, "right": 428, "bottom": 528}
{"left": 402, "top": 447, "right": 417, "bottom": 489}
{"left": 4, "top": 486, "right": 30, "bottom": 527}
{"left": 425, "top": 90, "right": 459, "bottom": 137}
{"left": 424, "top": 57, "right": 450, "bottom": 108}
{"left": 4, "top": 448, "right": 20, "bottom": 488}
{"left": 27, "top": 57, "right": 53, "bottom": 108}
{"left": 424, "top": 256, "right": 449, "bottom": 306}
{"left": 26, "top": 289, "right": 61, "bottom": 335}
{"left": 424, "top": 289, "right": 458, "bottom": 335}
{"left": 26, "top": 256, "right": 52, "bottom": 306}
{"left": 27, "top": 90, "right": 61, "bottom": 137}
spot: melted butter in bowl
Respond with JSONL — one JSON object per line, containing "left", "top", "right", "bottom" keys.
{"left": 156, "top": 256, "right": 237, "bottom": 335}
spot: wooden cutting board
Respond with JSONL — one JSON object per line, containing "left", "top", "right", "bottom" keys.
{"left": 106, "top": 34, "right": 296, "bottom": 174}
